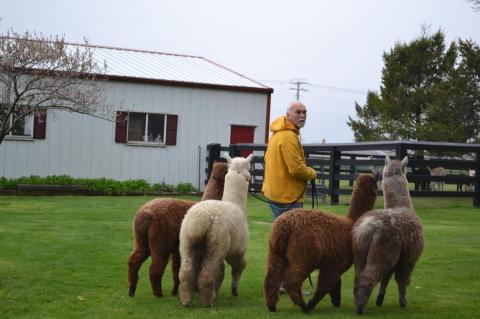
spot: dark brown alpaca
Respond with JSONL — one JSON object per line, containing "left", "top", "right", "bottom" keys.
{"left": 127, "top": 161, "right": 228, "bottom": 297}
{"left": 264, "top": 173, "right": 379, "bottom": 312}
{"left": 352, "top": 156, "right": 424, "bottom": 315}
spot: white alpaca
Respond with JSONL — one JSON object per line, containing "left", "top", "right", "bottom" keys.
{"left": 427, "top": 166, "right": 446, "bottom": 191}
{"left": 179, "top": 154, "right": 252, "bottom": 307}
{"left": 466, "top": 169, "right": 476, "bottom": 192}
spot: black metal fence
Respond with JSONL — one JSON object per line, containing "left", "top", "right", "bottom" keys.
{"left": 206, "top": 140, "right": 480, "bottom": 208}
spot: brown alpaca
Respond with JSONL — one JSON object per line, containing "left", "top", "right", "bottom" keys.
{"left": 352, "top": 156, "right": 424, "bottom": 315}
{"left": 127, "top": 161, "right": 228, "bottom": 297}
{"left": 264, "top": 173, "right": 379, "bottom": 312}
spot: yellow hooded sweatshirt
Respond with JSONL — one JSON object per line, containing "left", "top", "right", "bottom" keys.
{"left": 262, "top": 115, "right": 317, "bottom": 203}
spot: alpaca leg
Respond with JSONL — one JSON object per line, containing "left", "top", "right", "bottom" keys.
{"left": 263, "top": 253, "right": 288, "bottom": 312}
{"left": 376, "top": 270, "right": 394, "bottom": 306}
{"left": 306, "top": 269, "right": 341, "bottom": 312}
{"left": 171, "top": 250, "right": 181, "bottom": 296}
{"left": 226, "top": 254, "right": 246, "bottom": 297}
{"left": 149, "top": 251, "right": 170, "bottom": 297}
{"left": 179, "top": 247, "right": 202, "bottom": 306}
{"left": 282, "top": 267, "right": 309, "bottom": 312}
{"left": 353, "top": 253, "right": 367, "bottom": 302}
{"left": 394, "top": 263, "right": 415, "bottom": 308}
{"left": 198, "top": 253, "right": 227, "bottom": 307}
{"left": 213, "top": 262, "right": 225, "bottom": 299}
{"left": 329, "top": 278, "right": 341, "bottom": 308}
{"left": 355, "top": 242, "right": 400, "bottom": 315}
{"left": 127, "top": 241, "right": 150, "bottom": 297}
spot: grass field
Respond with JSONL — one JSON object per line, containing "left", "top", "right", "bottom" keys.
{"left": 0, "top": 194, "right": 479, "bottom": 318}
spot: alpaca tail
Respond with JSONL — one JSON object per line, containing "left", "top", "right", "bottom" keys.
{"left": 264, "top": 219, "right": 291, "bottom": 312}
{"left": 133, "top": 211, "right": 152, "bottom": 252}
{"left": 179, "top": 211, "right": 213, "bottom": 306}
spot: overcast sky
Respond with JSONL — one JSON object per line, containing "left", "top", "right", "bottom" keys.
{"left": 1, "top": 0, "right": 479, "bottom": 143}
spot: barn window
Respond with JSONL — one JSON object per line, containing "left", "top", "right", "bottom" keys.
{"left": 5, "top": 114, "right": 33, "bottom": 138}
{"left": 127, "top": 112, "right": 166, "bottom": 144}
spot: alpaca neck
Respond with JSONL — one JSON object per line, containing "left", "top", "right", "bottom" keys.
{"left": 201, "top": 180, "right": 223, "bottom": 201}
{"left": 347, "top": 191, "right": 376, "bottom": 222}
{"left": 221, "top": 174, "right": 248, "bottom": 214}
{"left": 383, "top": 175, "right": 414, "bottom": 210}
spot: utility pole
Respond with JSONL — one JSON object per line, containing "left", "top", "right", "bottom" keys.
{"left": 289, "top": 78, "right": 309, "bottom": 100}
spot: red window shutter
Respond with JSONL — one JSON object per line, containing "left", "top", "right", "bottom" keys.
{"left": 166, "top": 114, "right": 178, "bottom": 145}
{"left": 115, "top": 111, "right": 128, "bottom": 143}
{"left": 33, "top": 112, "right": 47, "bottom": 139}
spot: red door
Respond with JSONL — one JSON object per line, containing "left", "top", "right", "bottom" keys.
{"left": 230, "top": 125, "right": 255, "bottom": 157}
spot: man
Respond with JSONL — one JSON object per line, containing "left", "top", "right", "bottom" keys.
{"left": 262, "top": 101, "right": 317, "bottom": 219}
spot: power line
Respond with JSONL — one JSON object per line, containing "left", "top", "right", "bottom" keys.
{"left": 257, "top": 78, "right": 368, "bottom": 95}
{"left": 308, "top": 83, "right": 368, "bottom": 94}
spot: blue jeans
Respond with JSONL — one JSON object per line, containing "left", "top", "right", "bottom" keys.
{"left": 269, "top": 202, "right": 303, "bottom": 220}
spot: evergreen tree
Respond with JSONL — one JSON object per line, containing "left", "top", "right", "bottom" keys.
{"left": 348, "top": 30, "right": 480, "bottom": 143}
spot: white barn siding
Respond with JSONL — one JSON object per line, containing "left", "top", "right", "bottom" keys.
{"left": 0, "top": 81, "right": 268, "bottom": 189}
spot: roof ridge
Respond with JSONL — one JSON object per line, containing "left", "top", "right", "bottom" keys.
{"left": 64, "top": 40, "right": 204, "bottom": 59}
{"left": 0, "top": 35, "right": 203, "bottom": 59}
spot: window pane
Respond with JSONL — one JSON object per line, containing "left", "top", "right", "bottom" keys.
{"left": 148, "top": 114, "right": 165, "bottom": 143}
{"left": 128, "top": 113, "right": 146, "bottom": 142}
{"left": 11, "top": 116, "right": 28, "bottom": 136}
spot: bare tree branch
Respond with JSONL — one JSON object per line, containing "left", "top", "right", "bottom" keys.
{"left": 0, "top": 30, "right": 111, "bottom": 144}
{"left": 465, "top": 0, "right": 480, "bottom": 11}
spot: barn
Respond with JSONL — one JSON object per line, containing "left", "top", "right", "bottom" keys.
{"left": 0, "top": 43, "right": 273, "bottom": 190}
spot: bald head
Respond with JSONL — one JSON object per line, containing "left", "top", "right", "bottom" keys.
{"left": 286, "top": 101, "right": 307, "bottom": 129}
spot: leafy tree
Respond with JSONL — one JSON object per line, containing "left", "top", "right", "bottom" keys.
{"left": 348, "top": 29, "right": 480, "bottom": 143}
{"left": 0, "top": 30, "right": 109, "bottom": 144}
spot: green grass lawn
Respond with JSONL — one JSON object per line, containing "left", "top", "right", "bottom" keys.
{"left": 0, "top": 194, "right": 479, "bottom": 318}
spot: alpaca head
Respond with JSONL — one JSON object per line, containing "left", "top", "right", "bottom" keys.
{"left": 348, "top": 173, "right": 379, "bottom": 220}
{"left": 383, "top": 155, "right": 412, "bottom": 209}
{"left": 383, "top": 155, "right": 408, "bottom": 179}
{"left": 355, "top": 173, "right": 380, "bottom": 197}
{"left": 224, "top": 153, "right": 253, "bottom": 181}
{"left": 210, "top": 161, "right": 228, "bottom": 182}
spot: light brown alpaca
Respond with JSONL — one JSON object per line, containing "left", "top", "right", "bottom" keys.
{"left": 352, "top": 155, "right": 424, "bottom": 315}
{"left": 263, "top": 173, "right": 379, "bottom": 313}
{"left": 127, "top": 161, "right": 228, "bottom": 297}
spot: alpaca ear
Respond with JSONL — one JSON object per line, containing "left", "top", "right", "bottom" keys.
{"left": 370, "top": 166, "right": 380, "bottom": 182}
{"left": 224, "top": 153, "right": 232, "bottom": 165}
{"left": 246, "top": 153, "right": 253, "bottom": 163}
{"left": 385, "top": 154, "right": 391, "bottom": 165}
{"left": 401, "top": 156, "right": 409, "bottom": 174}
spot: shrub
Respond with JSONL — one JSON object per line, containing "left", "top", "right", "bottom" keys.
{"left": 151, "top": 182, "right": 176, "bottom": 193}
{"left": 0, "top": 175, "right": 195, "bottom": 195}
{"left": 176, "top": 182, "right": 196, "bottom": 193}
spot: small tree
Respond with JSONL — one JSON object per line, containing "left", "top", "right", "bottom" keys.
{"left": 0, "top": 30, "right": 109, "bottom": 144}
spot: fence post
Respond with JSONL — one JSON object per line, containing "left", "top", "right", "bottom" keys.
{"left": 396, "top": 142, "right": 408, "bottom": 160}
{"left": 474, "top": 152, "right": 480, "bottom": 208}
{"left": 206, "top": 143, "right": 221, "bottom": 181}
{"left": 349, "top": 155, "right": 356, "bottom": 187}
{"left": 329, "top": 147, "right": 341, "bottom": 205}
{"left": 229, "top": 144, "right": 241, "bottom": 157}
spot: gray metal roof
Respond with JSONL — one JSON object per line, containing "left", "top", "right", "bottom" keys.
{"left": 68, "top": 43, "right": 271, "bottom": 91}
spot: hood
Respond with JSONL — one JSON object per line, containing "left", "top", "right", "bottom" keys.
{"left": 270, "top": 116, "right": 299, "bottom": 134}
